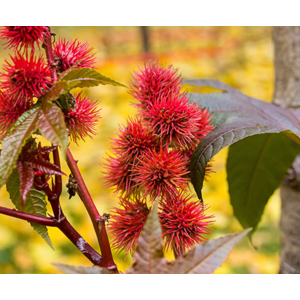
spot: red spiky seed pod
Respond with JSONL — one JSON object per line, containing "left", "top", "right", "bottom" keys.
{"left": 129, "top": 62, "right": 183, "bottom": 111}
{"left": 159, "top": 192, "right": 214, "bottom": 256}
{"left": 0, "top": 26, "right": 50, "bottom": 51}
{"left": 142, "top": 92, "right": 214, "bottom": 149}
{"left": 0, "top": 53, "right": 51, "bottom": 105}
{"left": 0, "top": 91, "right": 30, "bottom": 138}
{"left": 108, "top": 197, "right": 150, "bottom": 254}
{"left": 133, "top": 148, "right": 190, "bottom": 202}
{"left": 52, "top": 38, "right": 96, "bottom": 73}
{"left": 110, "top": 117, "right": 159, "bottom": 164}
{"left": 103, "top": 154, "right": 138, "bottom": 197}
{"left": 63, "top": 92, "right": 101, "bottom": 144}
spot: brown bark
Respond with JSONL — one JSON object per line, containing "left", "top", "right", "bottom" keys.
{"left": 140, "top": 26, "right": 151, "bottom": 53}
{"left": 273, "top": 26, "right": 300, "bottom": 273}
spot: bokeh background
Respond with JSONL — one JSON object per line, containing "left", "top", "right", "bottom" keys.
{"left": 0, "top": 26, "right": 279, "bottom": 274}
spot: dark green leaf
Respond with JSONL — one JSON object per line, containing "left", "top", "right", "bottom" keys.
{"left": 126, "top": 203, "right": 168, "bottom": 274}
{"left": 184, "top": 80, "right": 300, "bottom": 201}
{"left": 0, "top": 106, "right": 40, "bottom": 189}
{"left": 44, "top": 67, "right": 126, "bottom": 101}
{"left": 53, "top": 263, "right": 112, "bottom": 274}
{"left": 168, "top": 228, "right": 251, "bottom": 274}
{"left": 227, "top": 133, "right": 300, "bottom": 235}
{"left": 6, "top": 168, "right": 53, "bottom": 249}
{"left": 37, "top": 102, "right": 68, "bottom": 158}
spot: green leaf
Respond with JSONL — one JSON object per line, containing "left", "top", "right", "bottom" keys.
{"left": 0, "top": 105, "right": 40, "bottom": 189}
{"left": 183, "top": 79, "right": 300, "bottom": 201}
{"left": 52, "top": 263, "right": 112, "bottom": 274}
{"left": 37, "top": 102, "right": 68, "bottom": 158}
{"left": 126, "top": 203, "right": 168, "bottom": 274}
{"left": 6, "top": 168, "right": 53, "bottom": 249}
{"left": 44, "top": 67, "right": 126, "bottom": 101}
{"left": 167, "top": 228, "right": 251, "bottom": 274}
{"left": 227, "top": 133, "right": 300, "bottom": 236}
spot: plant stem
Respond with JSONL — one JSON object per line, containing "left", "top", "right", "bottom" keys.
{"left": 66, "top": 147, "right": 117, "bottom": 271}
{"left": 42, "top": 27, "right": 117, "bottom": 272}
{"left": 42, "top": 27, "right": 57, "bottom": 82}
{"left": 52, "top": 146, "right": 62, "bottom": 196}
{"left": 38, "top": 178, "right": 103, "bottom": 266}
{"left": 0, "top": 205, "right": 56, "bottom": 226}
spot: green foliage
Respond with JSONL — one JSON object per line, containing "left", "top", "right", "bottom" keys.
{"left": 0, "top": 106, "right": 40, "bottom": 190}
{"left": 43, "top": 67, "right": 126, "bottom": 102}
{"left": 227, "top": 133, "right": 300, "bottom": 237}
{"left": 37, "top": 102, "right": 68, "bottom": 158}
{"left": 6, "top": 169, "right": 53, "bottom": 249}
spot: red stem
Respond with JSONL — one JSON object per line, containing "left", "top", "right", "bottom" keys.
{"left": 52, "top": 146, "right": 62, "bottom": 196}
{"left": 39, "top": 179, "right": 102, "bottom": 266}
{"left": 42, "top": 27, "right": 117, "bottom": 272}
{"left": 42, "top": 27, "right": 57, "bottom": 82}
{"left": 0, "top": 205, "right": 56, "bottom": 226}
{"left": 66, "top": 148, "right": 117, "bottom": 271}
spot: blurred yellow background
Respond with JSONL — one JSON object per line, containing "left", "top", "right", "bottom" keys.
{"left": 0, "top": 26, "right": 279, "bottom": 274}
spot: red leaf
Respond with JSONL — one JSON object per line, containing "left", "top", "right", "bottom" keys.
{"left": 30, "top": 159, "right": 64, "bottom": 176}
{"left": 16, "top": 139, "right": 65, "bottom": 205}
{"left": 16, "top": 161, "right": 35, "bottom": 209}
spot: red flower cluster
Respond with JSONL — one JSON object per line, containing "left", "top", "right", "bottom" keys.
{"left": 0, "top": 26, "right": 100, "bottom": 144}
{"left": 159, "top": 193, "right": 214, "bottom": 255}
{"left": 106, "top": 62, "right": 215, "bottom": 256}
{"left": 52, "top": 38, "right": 96, "bottom": 73}
{"left": 133, "top": 148, "right": 190, "bottom": 202}
{"left": 64, "top": 92, "right": 101, "bottom": 144}
{"left": 0, "top": 53, "right": 52, "bottom": 104}
{"left": 109, "top": 197, "right": 150, "bottom": 254}
{"left": 0, "top": 26, "right": 50, "bottom": 50}
{"left": 130, "top": 63, "right": 182, "bottom": 111}
{"left": 142, "top": 93, "right": 213, "bottom": 148}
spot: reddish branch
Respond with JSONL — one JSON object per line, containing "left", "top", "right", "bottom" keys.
{"left": 42, "top": 28, "right": 57, "bottom": 82}
{"left": 0, "top": 205, "right": 56, "bottom": 226}
{"left": 41, "top": 28, "right": 118, "bottom": 272}
{"left": 66, "top": 148, "right": 117, "bottom": 271}
{"left": 34, "top": 176, "right": 102, "bottom": 266}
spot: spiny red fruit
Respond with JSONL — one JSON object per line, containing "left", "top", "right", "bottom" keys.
{"left": 110, "top": 117, "right": 159, "bottom": 164}
{"left": 142, "top": 92, "right": 214, "bottom": 149}
{"left": 159, "top": 192, "right": 214, "bottom": 255}
{"left": 0, "top": 26, "right": 50, "bottom": 50}
{"left": 133, "top": 148, "right": 190, "bottom": 202}
{"left": 108, "top": 197, "right": 150, "bottom": 254}
{"left": 0, "top": 53, "right": 51, "bottom": 104}
{"left": 52, "top": 38, "right": 96, "bottom": 72}
{"left": 63, "top": 92, "right": 101, "bottom": 144}
{"left": 103, "top": 154, "right": 138, "bottom": 197}
{"left": 0, "top": 91, "right": 30, "bottom": 138}
{"left": 130, "top": 62, "right": 182, "bottom": 111}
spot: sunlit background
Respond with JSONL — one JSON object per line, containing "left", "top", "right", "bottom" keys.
{"left": 0, "top": 26, "right": 279, "bottom": 274}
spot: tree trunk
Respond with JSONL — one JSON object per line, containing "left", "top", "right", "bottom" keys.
{"left": 273, "top": 26, "right": 300, "bottom": 273}
{"left": 140, "top": 26, "right": 151, "bottom": 53}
